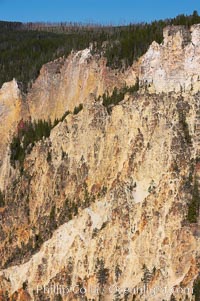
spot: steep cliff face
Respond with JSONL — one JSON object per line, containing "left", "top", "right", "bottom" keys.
{"left": 140, "top": 24, "right": 200, "bottom": 94}
{"left": 0, "top": 25, "right": 200, "bottom": 301}
{"left": 0, "top": 79, "right": 27, "bottom": 190}
{"left": 0, "top": 49, "right": 137, "bottom": 193}
{"left": 0, "top": 93, "right": 199, "bottom": 301}
{"left": 0, "top": 80, "right": 23, "bottom": 155}
{"left": 27, "top": 49, "right": 137, "bottom": 121}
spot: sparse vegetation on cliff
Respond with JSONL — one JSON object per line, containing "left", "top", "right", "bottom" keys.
{"left": 1, "top": 13, "right": 200, "bottom": 299}
{"left": 187, "top": 177, "right": 200, "bottom": 223}
{"left": 10, "top": 107, "right": 76, "bottom": 169}
{"left": 96, "top": 258, "right": 109, "bottom": 288}
{"left": 178, "top": 110, "right": 192, "bottom": 144}
{"left": 100, "top": 80, "right": 139, "bottom": 112}
{"left": 0, "top": 190, "right": 5, "bottom": 207}
{"left": 1, "top": 11, "right": 200, "bottom": 91}
{"left": 73, "top": 103, "right": 83, "bottom": 115}
{"left": 10, "top": 119, "right": 52, "bottom": 169}
{"left": 49, "top": 205, "right": 57, "bottom": 230}
{"left": 193, "top": 275, "right": 200, "bottom": 301}
{"left": 141, "top": 264, "right": 156, "bottom": 285}
{"left": 53, "top": 110, "right": 71, "bottom": 127}
{"left": 170, "top": 294, "right": 177, "bottom": 301}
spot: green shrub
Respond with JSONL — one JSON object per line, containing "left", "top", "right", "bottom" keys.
{"left": 187, "top": 178, "right": 200, "bottom": 223}
{"left": 73, "top": 104, "right": 83, "bottom": 115}
{"left": 10, "top": 109, "right": 71, "bottom": 169}
{"left": 100, "top": 80, "right": 139, "bottom": 112}
{"left": 96, "top": 258, "right": 109, "bottom": 287}
{"left": 60, "top": 110, "right": 70, "bottom": 121}
{"left": 49, "top": 205, "right": 57, "bottom": 230}
{"left": 115, "top": 264, "right": 122, "bottom": 282}
{"left": 55, "top": 295, "right": 63, "bottom": 301}
{"left": 178, "top": 110, "right": 192, "bottom": 144}
{"left": 193, "top": 275, "right": 200, "bottom": 301}
{"left": 47, "top": 151, "right": 52, "bottom": 163}
{"left": 0, "top": 190, "right": 5, "bottom": 207}
{"left": 170, "top": 294, "right": 177, "bottom": 301}
{"left": 53, "top": 110, "right": 71, "bottom": 127}
{"left": 10, "top": 119, "right": 52, "bottom": 168}
{"left": 141, "top": 264, "right": 154, "bottom": 285}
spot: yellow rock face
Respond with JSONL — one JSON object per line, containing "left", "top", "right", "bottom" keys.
{"left": 0, "top": 80, "right": 22, "bottom": 152}
{"left": 0, "top": 51, "right": 137, "bottom": 191}
{"left": 0, "top": 25, "right": 200, "bottom": 301}
{"left": 27, "top": 49, "right": 137, "bottom": 122}
{"left": 0, "top": 79, "right": 26, "bottom": 190}
{"left": 0, "top": 92, "right": 199, "bottom": 301}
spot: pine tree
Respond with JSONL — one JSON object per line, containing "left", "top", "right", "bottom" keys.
{"left": 96, "top": 258, "right": 109, "bottom": 287}
{"left": 0, "top": 190, "right": 5, "bottom": 207}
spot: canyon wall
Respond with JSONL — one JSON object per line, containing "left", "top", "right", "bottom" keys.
{"left": 140, "top": 24, "right": 200, "bottom": 94}
{"left": 27, "top": 49, "right": 137, "bottom": 121}
{"left": 0, "top": 25, "right": 200, "bottom": 301}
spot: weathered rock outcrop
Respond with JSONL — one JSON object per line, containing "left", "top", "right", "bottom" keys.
{"left": 0, "top": 79, "right": 27, "bottom": 190}
{"left": 0, "top": 92, "right": 199, "bottom": 300}
{"left": 0, "top": 24, "right": 200, "bottom": 301}
{"left": 140, "top": 24, "right": 200, "bottom": 94}
{"left": 0, "top": 49, "right": 137, "bottom": 192}
{"left": 27, "top": 49, "right": 137, "bottom": 121}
